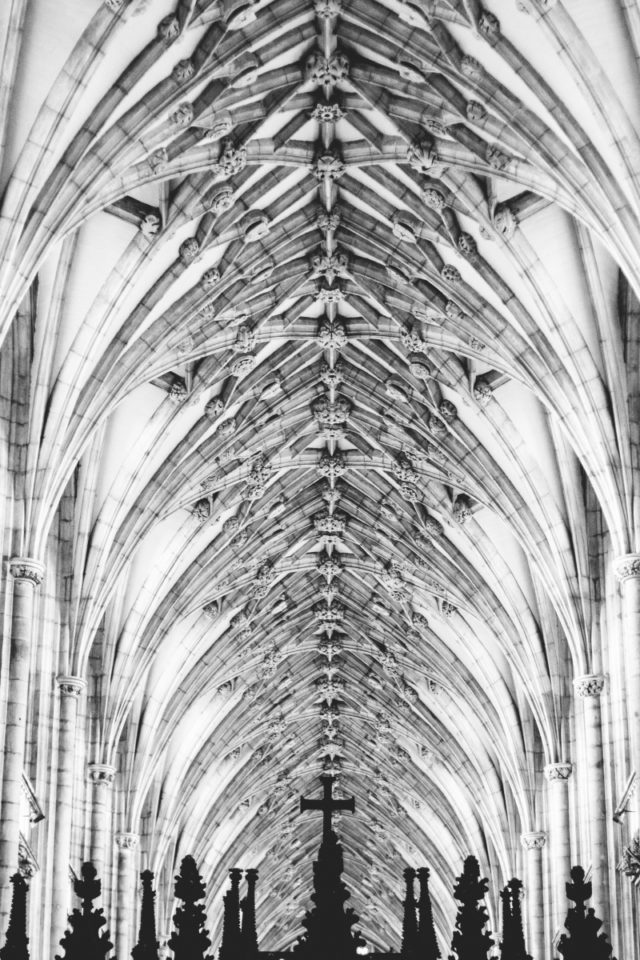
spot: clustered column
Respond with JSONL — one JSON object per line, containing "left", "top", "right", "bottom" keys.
{"left": 544, "top": 762, "right": 572, "bottom": 936}
{"left": 0, "top": 557, "right": 45, "bottom": 927}
{"left": 520, "top": 831, "right": 546, "bottom": 960}
{"left": 574, "top": 673, "right": 609, "bottom": 928}
{"left": 87, "top": 762, "right": 116, "bottom": 881}
{"left": 613, "top": 555, "right": 640, "bottom": 782}
{"left": 49, "top": 676, "right": 86, "bottom": 954}
{"left": 115, "top": 832, "right": 139, "bottom": 959}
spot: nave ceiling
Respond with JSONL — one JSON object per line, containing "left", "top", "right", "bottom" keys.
{"left": 2, "top": 0, "right": 640, "bottom": 949}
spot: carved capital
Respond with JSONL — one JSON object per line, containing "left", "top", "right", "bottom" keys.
{"left": 520, "top": 831, "right": 546, "bottom": 850}
{"left": 88, "top": 763, "right": 116, "bottom": 787}
{"left": 544, "top": 762, "right": 572, "bottom": 782}
{"left": 115, "top": 832, "right": 139, "bottom": 852}
{"left": 56, "top": 676, "right": 86, "bottom": 698}
{"left": 613, "top": 553, "right": 640, "bottom": 582}
{"left": 9, "top": 558, "right": 45, "bottom": 585}
{"left": 574, "top": 674, "right": 606, "bottom": 698}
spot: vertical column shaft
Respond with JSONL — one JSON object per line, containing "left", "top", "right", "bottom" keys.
{"left": 574, "top": 674, "right": 609, "bottom": 928}
{"left": 614, "top": 556, "right": 640, "bottom": 781}
{"left": 521, "top": 832, "right": 546, "bottom": 960}
{"left": 0, "top": 558, "right": 44, "bottom": 927}
{"left": 544, "top": 763, "right": 572, "bottom": 937}
{"left": 87, "top": 763, "right": 116, "bottom": 882}
{"left": 49, "top": 676, "right": 85, "bottom": 956}
{"left": 115, "top": 833, "right": 138, "bottom": 959}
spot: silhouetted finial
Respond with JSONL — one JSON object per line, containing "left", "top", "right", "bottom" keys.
{"left": 499, "top": 878, "right": 530, "bottom": 960}
{"left": 168, "top": 856, "right": 212, "bottom": 960}
{"left": 557, "top": 865, "right": 616, "bottom": 960}
{"left": 416, "top": 867, "right": 440, "bottom": 960}
{"left": 241, "top": 869, "right": 259, "bottom": 958}
{"left": 449, "top": 856, "right": 494, "bottom": 960}
{"left": 400, "top": 868, "right": 418, "bottom": 960}
{"left": 0, "top": 874, "right": 29, "bottom": 960}
{"left": 56, "top": 862, "right": 113, "bottom": 960}
{"left": 132, "top": 870, "right": 160, "bottom": 960}
{"left": 220, "top": 869, "right": 243, "bottom": 960}
{"left": 293, "top": 812, "right": 362, "bottom": 960}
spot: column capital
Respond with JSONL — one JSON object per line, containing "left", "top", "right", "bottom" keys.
{"left": 115, "top": 832, "right": 139, "bottom": 851}
{"left": 544, "top": 762, "right": 573, "bottom": 782}
{"left": 56, "top": 675, "right": 86, "bottom": 698}
{"left": 574, "top": 674, "right": 606, "bottom": 698}
{"left": 9, "top": 558, "right": 45, "bottom": 585}
{"left": 88, "top": 763, "right": 116, "bottom": 787}
{"left": 521, "top": 831, "right": 546, "bottom": 850}
{"left": 613, "top": 553, "right": 640, "bottom": 582}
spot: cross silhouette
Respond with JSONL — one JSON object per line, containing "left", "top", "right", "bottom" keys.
{"left": 300, "top": 774, "right": 355, "bottom": 838}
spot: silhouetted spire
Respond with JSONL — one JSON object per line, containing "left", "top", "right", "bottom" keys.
{"left": 0, "top": 874, "right": 29, "bottom": 960}
{"left": 416, "top": 867, "right": 440, "bottom": 960}
{"left": 294, "top": 828, "right": 361, "bottom": 960}
{"left": 55, "top": 862, "right": 113, "bottom": 960}
{"left": 448, "top": 856, "right": 495, "bottom": 960}
{"left": 499, "top": 879, "right": 530, "bottom": 960}
{"left": 168, "top": 855, "right": 212, "bottom": 960}
{"left": 401, "top": 868, "right": 418, "bottom": 960}
{"left": 220, "top": 868, "right": 243, "bottom": 960}
{"left": 132, "top": 870, "right": 160, "bottom": 960}
{"left": 241, "top": 869, "right": 259, "bottom": 958}
{"left": 557, "top": 866, "right": 616, "bottom": 960}
{"left": 293, "top": 775, "right": 361, "bottom": 960}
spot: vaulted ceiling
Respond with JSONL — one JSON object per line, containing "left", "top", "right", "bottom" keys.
{"left": 4, "top": 0, "right": 640, "bottom": 950}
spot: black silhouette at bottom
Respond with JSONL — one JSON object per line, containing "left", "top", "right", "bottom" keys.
{"left": 0, "top": 776, "right": 619, "bottom": 960}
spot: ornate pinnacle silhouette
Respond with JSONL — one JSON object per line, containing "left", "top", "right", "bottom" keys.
{"left": 294, "top": 826, "right": 362, "bottom": 960}
{"left": 417, "top": 867, "right": 440, "bottom": 960}
{"left": 219, "top": 868, "right": 242, "bottom": 960}
{"left": 401, "top": 868, "right": 418, "bottom": 960}
{"left": 499, "top": 878, "right": 530, "bottom": 960}
{"left": 168, "top": 856, "right": 213, "bottom": 960}
{"left": 448, "top": 856, "right": 494, "bottom": 960}
{"left": 0, "top": 873, "right": 29, "bottom": 960}
{"left": 132, "top": 870, "right": 160, "bottom": 960}
{"left": 556, "top": 866, "right": 615, "bottom": 960}
{"left": 241, "top": 869, "right": 259, "bottom": 957}
{"left": 55, "top": 862, "right": 113, "bottom": 960}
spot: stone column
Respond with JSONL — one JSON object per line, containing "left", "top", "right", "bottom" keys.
{"left": 49, "top": 676, "right": 86, "bottom": 955}
{"left": 0, "top": 558, "right": 45, "bottom": 926}
{"left": 544, "top": 762, "right": 573, "bottom": 937}
{"left": 87, "top": 763, "right": 116, "bottom": 882}
{"left": 574, "top": 674, "right": 609, "bottom": 928}
{"left": 520, "top": 831, "right": 546, "bottom": 960}
{"left": 115, "top": 832, "right": 139, "bottom": 959}
{"left": 613, "top": 555, "right": 640, "bottom": 782}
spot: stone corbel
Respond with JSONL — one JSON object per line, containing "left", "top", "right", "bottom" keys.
{"left": 18, "top": 834, "right": 38, "bottom": 879}
{"left": 613, "top": 771, "right": 637, "bottom": 823}
{"left": 619, "top": 832, "right": 640, "bottom": 884}
{"left": 21, "top": 773, "right": 44, "bottom": 824}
